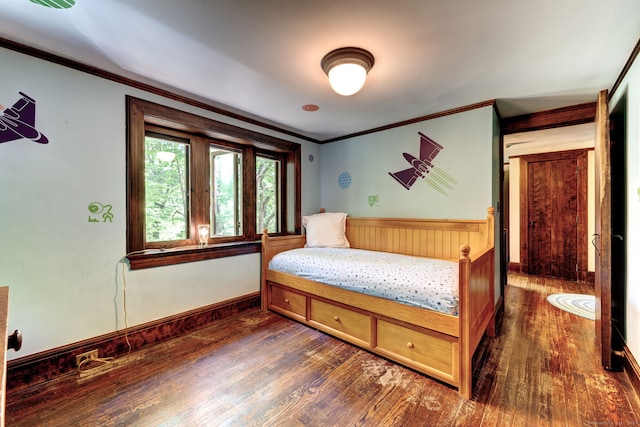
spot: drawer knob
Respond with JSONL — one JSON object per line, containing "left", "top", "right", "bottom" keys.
{"left": 8, "top": 329, "right": 22, "bottom": 352}
{"left": 284, "top": 298, "right": 290, "bottom": 304}
{"left": 407, "top": 342, "right": 414, "bottom": 349}
{"left": 333, "top": 316, "right": 340, "bottom": 322}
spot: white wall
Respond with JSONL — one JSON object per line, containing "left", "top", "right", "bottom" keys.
{"left": 0, "top": 47, "right": 320, "bottom": 359}
{"left": 319, "top": 105, "right": 500, "bottom": 301}
{"left": 320, "top": 106, "right": 495, "bottom": 220}
{"left": 609, "top": 50, "right": 640, "bottom": 364}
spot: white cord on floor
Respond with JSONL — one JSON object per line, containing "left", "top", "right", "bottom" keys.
{"left": 119, "top": 251, "right": 147, "bottom": 356}
{"left": 77, "top": 355, "right": 114, "bottom": 372}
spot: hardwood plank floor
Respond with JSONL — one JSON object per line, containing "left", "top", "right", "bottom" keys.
{"left": 6, "top": 274, "right": 640, "bottom": 426}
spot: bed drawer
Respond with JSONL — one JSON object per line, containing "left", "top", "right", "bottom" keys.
{"left": 376, "top": 319, "right": 456, "bottom": 376}
{"left": 269, "top": 285, "right": 306, "bottom": 319}
{"left": 309, "top": 299, "right": 370, "bottom": 344}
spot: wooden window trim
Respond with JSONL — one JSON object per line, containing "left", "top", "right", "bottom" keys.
{"left": 126, "top": 96, "right": 301, "bottom": 269}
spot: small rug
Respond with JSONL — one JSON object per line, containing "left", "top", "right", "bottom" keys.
{"left": 546, "top": 293, "right": 595, "bottom": 320}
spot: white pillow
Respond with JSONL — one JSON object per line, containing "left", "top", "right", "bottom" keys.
{"left": 302, "top": 212, "right": 350, "bottom": 248}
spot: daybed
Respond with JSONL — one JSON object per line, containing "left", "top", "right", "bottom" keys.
{"left": 261, "top": 208, "right": 495, "bottom": 399}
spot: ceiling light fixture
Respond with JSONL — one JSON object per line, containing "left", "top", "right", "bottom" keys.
{"left": 321, "top": 47, "right": 374, "bottom": 96}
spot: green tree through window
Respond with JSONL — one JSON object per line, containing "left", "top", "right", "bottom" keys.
{"left": 126, "top": 96, "right": 301, "bottom": 269}
{"left": 144, "top": 135, "right": 189, "bottom": 242}
{"left": 141, "top": 130, "right": 285, "bottom": 248}
{"left": 256, "top": 156, "right": 280, "bottom": 233}
{"left": 211, "top": 147, "right": 242, "bottom": 237}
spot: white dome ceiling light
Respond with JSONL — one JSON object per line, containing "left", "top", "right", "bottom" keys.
{"left": 321, "top": 47, "right": 375, "bottom": 96}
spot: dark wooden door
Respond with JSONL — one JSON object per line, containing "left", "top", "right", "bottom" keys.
{"left": 527, "top": 157, "right": 578, "bottom": 279}
{"left": 520, "top": 150, "right": 588, "bottom": 281}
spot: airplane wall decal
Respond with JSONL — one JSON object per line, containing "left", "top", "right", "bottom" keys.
{"left": 0, "top": 92, "right": 49, "bottom": 144}
{"left": 388, "top": 132, "right": 457, "bottom": 195}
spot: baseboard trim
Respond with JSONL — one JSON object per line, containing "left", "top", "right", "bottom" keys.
{"left": 507, "top": 263, "right": 595, "bottom": 284}
{"left": 623, "top": 344, "right": 640, "bottom": 399}
{"left": 7, "top": 292, "right": 260, "bottom": 392}
{"left": 507, "top": 262, "right": 521, "bottom": 273}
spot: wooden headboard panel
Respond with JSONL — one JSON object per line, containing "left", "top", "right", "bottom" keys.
{"left": 345, "top": 207, "right": 494, "bottom": 260}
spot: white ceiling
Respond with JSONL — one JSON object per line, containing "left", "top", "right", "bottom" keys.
{"left": 504, "top": 123, "right": 595, "bottom": 159}
{"left": 0, "top": 0, "right": 638, "bottom": 141}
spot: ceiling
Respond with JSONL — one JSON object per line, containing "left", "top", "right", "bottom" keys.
{"left": 504, "top": 123, "right": 595, "bottom": 159}
{"left": 0, "top": 0, "right": 638, "bottom": 142}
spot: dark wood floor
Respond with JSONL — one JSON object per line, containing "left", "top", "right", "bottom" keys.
{"left": 6, "top": 274, "right": 640, "bottom": 426}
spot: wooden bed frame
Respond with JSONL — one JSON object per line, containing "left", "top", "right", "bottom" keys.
{"left": 261, "top": 208, "right": 495, "bottom": 399}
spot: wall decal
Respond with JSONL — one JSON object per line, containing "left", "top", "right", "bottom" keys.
{"left": 0, "top": 92, "right": 49, "bottom": 144}
{"left": 88, "top": 202, "right": 114, "bottom": 223}
{"left": 388, "top": 132, "right": 457, "bottom": 195}
{"left": 338, "top": 172, "right": 352, "bottom": 189}
{"left": 30, "top": 0, "right": 76, "bottom": 9}
{"left": 368, "top": 195, "right": 379, "bottom": 207}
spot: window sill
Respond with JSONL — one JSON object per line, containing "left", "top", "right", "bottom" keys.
{"left": 127, "top": 241, "right": 261, "bottom": 270}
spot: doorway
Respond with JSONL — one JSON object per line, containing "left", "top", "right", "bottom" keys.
{"left": 519, "top": 150, "right": 589, "bottom": 281}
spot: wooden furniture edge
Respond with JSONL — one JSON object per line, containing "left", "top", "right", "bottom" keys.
{"left": 6, "top": 292, "right": 260, "bottom": 393}
{"left": 261, "top": 208, "right": 496, "bottom": 399}
{"left": 266, "top": 271, "right": 459, "bottom": 336}
{"left": 264, "top": 246, "right": 493, "bottom": 398}
{"left": 265, "top": 278, "right": 461, "bottom": 385}
{"left": 346, "top": 217, "right": 483, "bottom": 231}
{"left": 261, "top": 232, "right": 306, "bottom": 309}
{"left": 458, "top": 208, "right": 495, "bottom": 398}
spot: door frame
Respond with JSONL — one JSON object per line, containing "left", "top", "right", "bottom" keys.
{"left": 594, "top": 89, "right": 612, "bottom": 368}
{"left": 609, "top": 91, "right": 627, "bottom": 361}
{"left": 519, "top": 149, "right": 589, "bottom": 280}
{"left": 594, "top": 88, "right": 621, "bottom": 370}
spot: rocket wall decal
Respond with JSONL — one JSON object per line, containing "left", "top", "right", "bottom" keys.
{"left": 389, "top": 132, "right": 456, "bottom": 195}
{"left": 0, "top": 92, "right": 49, "bottom": 144}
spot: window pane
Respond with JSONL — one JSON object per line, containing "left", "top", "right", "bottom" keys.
{"left": 256, "top": 156, "right": 280, "bottom": 233}
{"left": 144, "top": 135, "right": 189, "bottom": 242}
{"left": 211, "top": 146, "right": 242, "bottom": 236}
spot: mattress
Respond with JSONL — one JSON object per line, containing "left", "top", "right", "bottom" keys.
{"left": 268, "top": 247, "right": 459, "bottom": 315}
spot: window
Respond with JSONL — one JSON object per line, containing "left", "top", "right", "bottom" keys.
{"left": 256, "top": 155, "right": 281, "bottom": 234}
{"left": 144, "top": 133, "right": 189, "bottom": 243}
{"left": 210, "top": 145, "right": 242, "bottom": 237}
{"left": 127, "top": 97, "right": 301, "bottom": 269}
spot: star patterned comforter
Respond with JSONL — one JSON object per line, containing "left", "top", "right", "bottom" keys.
{"left": 268, "top": 247, "right": 459, "bottom": 315}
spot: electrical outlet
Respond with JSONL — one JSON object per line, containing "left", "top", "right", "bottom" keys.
{"left": 76, "top": 349, "right": 99, "bottom": 367}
